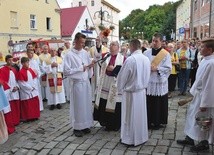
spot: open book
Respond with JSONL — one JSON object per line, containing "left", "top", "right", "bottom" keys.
{"left": 112, "top": 65, "right": 122, "bottom": 77}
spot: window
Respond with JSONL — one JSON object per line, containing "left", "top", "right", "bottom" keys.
{"left": 79, "top": 1, "right": 82, "bottom": 6}
{"left": 45, "top": 0, "right": 49, "bottom": 3}
{"left": 30, "top": 14, "right": 36, "bottom": 29}
{"left": 46, "top": 17, "right": 51, "bottom": 30}
{"left": 10, "top": 11, "right": 18, "bottom": 28}
{"left": 91, "top": 0, "right": 94, "bottom": 6}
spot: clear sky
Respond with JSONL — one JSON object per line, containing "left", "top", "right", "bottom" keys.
{"left": 57, "top": 0, "right": 179, "bottom": 20}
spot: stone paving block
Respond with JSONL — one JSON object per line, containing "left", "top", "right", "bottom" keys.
{"left": 167, "top": 147, "right": 182, "bottom": 155}
{"left": 85, "top": 150, "right": 99, "bottom": 155}
{"left": 72, "top": 150, "right": 85, "bottom": 155}
{"left": 163, "top": 133, "right": 175, "bottom": 140}
{"left": 152, "top": 153, "right": 165, "bottom": 155}
{"left": 64, "top": 136, "right": 77, "bottom": 142}
{"left": 84, "top": 139, "right": 97, "bottom": 145}
{"left": 103, "top": 142, "right": 118, "bottom": 149}
{"left": 44, "top": 141, "right": 59, "bottom": 149}
{"left": 72, "top": 137, "right": 88, "bottom": 144}
{"left": 111, "top": 149, "right": 125, "bottom": 155}
{"left": 60, "top": 149, "right": 74, "bottom": 155}
{"left": 151, "top": 134, "right": 163, "bottom": 139}
{"left": 22, "top": 142, "right": 37, "bottom": 149}
{"left": 182, "top": 152, "right": 198, "bottom": 155}
{"left": 139, "top": 145, "right": 154, "bottom": 154}
{"left": 26, "top": 150, "right": 37, "bottom": 155}
{"left": 32, "top": 142, "right": 47, "bottom": 151}
{"left": 127, "top": 145, "right": 141, "bottom": 151}
{"left": 54, "top": 135, "right": 68, "bottom": 141}
{"left": 55, "top": 141, "right": 70, "bottom": 149}
{"left": 153, "top": 146, "right": 168, "bottom": 154}
{"left": 11, "top": 148, "right": 19, "bottom": 154}
{"left": 157, "top": 140, "right": 170, "bottom": 146}
{"left": 144, "top": 139, "right": 158, "bottom": 146}
{"left": 14, "top": 148, "right": 28, "bottom": 155}
{"left": 98, "top": 148, "right": 112, "bottom": 155}
{"left": 43, "top": 136, "right": 57, "bottom": 143}
{"left": 114, "top": 143, "right": 128, "bottom": 150}
{"left": 77, "top": 143, "right": 92, "bottom": 150}
{"left": 124, "top": 150, "right": 138, "bottom": 155}
{"left": 37, "top": 149, "right": 51, "bottom": 155}
{"left": 48, "top": 148, "right": 63, "bottom": 155}
{"left": 65, "top": 143, "right": 79, "bottom": 150}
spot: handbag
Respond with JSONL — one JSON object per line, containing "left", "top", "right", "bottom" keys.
{"left": 174, "top": 53, "right": 181, "bottom": 71}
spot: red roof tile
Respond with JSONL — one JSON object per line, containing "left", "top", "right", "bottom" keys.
{"left": 61, "top": 6, "right": 86, "bottom": 37}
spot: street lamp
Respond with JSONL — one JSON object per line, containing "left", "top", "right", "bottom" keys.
{"left": 93, "top": 7, "right": 110, "bottom": 26}
{"left": 136, "top": 31, "right": 144, "bottom": 39}
{"left": 123, "top": 26, "right": 134, "bottom": 40}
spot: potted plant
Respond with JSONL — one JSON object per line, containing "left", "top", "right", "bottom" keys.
{"left": 98, "top": 24, "right": 106, "bottom": 31}
{"left": 89, "top": 26, "right": 96, "bottom": 31}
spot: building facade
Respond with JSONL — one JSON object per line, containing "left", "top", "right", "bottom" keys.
{"left": 176, "top": 0, "right": 191, "bottom": 40}
{"left": 190, "top": 0, "right": 211, "bottom": 39}
{"left": 0, "top": 0, "right": 61, "bottom": 55}
{"left": 72, "top": 0, "right": 120, "bottom": 42}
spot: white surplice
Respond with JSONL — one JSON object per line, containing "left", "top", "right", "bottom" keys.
{"left": 184, "top": 54, "right": 214, "bottom": 144}
{"left": 143, "top": 49, "right": 172, "bottom": 96}
{"left": 117, "top": 50, "right": 151, "bottom": 146}
{"left": 3, "top": 70, "right": 19, "bottom": 114}
{"left": 20, "top": 57, "right": 43, "bottom": 111}
{"left": 63, "top": 48, "right": 94, "bottom": 130}
{"left": 43, "top": 56, "right": 66, "bottom": 105}
{"left": 18, "top": 71, "right": 39, "bottom": 100}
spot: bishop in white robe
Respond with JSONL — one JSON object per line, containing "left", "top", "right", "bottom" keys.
{"left": 43, "top": 48, "right": 66, "bottom": 109}
{"left": 117, "top": 39, "right": 151, "bottom": 146}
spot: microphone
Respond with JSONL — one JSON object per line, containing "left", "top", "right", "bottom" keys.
{"left": 100, "top": 53, "right": 111, "bottom": 63}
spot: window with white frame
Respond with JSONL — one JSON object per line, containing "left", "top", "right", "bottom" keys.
{"left": 79, "top": 1, "right": 82, "bottom": 6}
{"left": 10, "top": 11, "right": 18, "bottom": 28}
{"left": 91, "top": 0, "right": 95, "bottom": 6}
{"left": 46, "top": 17, "right": 51, "bottom": 30}
{"left": 30, "top": 14, "right": 36, "bottom": 29}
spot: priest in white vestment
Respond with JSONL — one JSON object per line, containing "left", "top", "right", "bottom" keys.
{"left": 43, "top": 48, "right": 66, "bottom": 110}
{"left": 117, "top": 39, "right": 151, "bottom": 146}
{"left": 144, "top": 33, "right": 172, "bottom": 130}
{"left": 177, "top": 38, "right": 214, "bottom": 152}
{"left": 63, "top": 32, "right": 94, "bottom": 137}
{"left": 39, "top": 45, "right": 50, "bottom": 101}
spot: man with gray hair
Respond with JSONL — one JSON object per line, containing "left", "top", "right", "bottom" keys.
{"left": 94, "top": 41, "right": 125, "bottom": 131}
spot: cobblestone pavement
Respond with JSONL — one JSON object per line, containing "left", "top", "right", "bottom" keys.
{"left": 0, "top": 91, "right": 213, "bottom": 155}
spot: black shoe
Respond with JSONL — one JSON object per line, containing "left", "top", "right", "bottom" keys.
{"left": 73, "top": 130, "right": 83, "bottom": 137}
{"left": 82, "top": 128, "right": 91, "bottom": 134}
{"left": 49, "top": 105, "right": 55, "bottom": 110}
{"left": 177, "top": 136, "right": 194, "bottom": 146}
{"left": 190, "top": 140, "right": 209, "bottom": 152}
{"left": 56, "top": 104, "right": 62, "bottom": 109}
{"left": 42, "top": 98, "right": 47, "bottom": 102}
{"left": 152, "top": 124, "right": 165, "bottom": 130}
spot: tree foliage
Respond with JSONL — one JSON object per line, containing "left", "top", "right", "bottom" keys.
{"left": 119, "top": 0, "right": 182, "bottom": 41}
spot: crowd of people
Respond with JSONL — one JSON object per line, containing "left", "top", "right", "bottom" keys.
{"left": 0, "top": 32, "right": 214, "bottom": 153}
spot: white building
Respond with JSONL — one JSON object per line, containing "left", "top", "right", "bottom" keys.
{"left": 72, "top": 0, "right": 120, "bottom": 42}
{"left": 176, "top": 0, "right": 191, "bottom": 40}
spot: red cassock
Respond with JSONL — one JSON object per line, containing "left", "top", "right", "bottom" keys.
{"left": 0, "top": 66, "right": 18, "bottom": 134}
{"left": 18, "top": 68, "right": 40, "bottom": 120}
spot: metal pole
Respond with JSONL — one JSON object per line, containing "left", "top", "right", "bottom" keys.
{"left": 100, "top": 7, "right": 103, "bottom": 26}
{"left": 209, "top": 0, "right": 212, "bottom": 37}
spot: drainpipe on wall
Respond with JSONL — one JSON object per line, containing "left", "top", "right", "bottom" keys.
{"left": 209, "top": 0, "right": 212, "bottom": 37}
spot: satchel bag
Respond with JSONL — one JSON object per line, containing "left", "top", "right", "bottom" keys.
{"left": 174, "top": 53, "right": 181, "bottom": 71}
